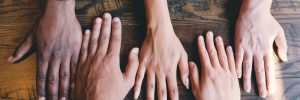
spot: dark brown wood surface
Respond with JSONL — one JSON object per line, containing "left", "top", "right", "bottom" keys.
{"left": 0, "top": 0, "right": 300, "bottom": 99}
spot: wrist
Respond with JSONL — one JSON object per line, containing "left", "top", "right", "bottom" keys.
{"left": 45, "top": 0, "right": 75, "bottom": 14}
{"left": 145, "top": 0, "right": 174, "bottom": 36}
{"left": 240, "top": 0, "right": 272, "bottom": 15}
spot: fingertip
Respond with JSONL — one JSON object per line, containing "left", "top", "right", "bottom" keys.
{"left": 103, "top": 13, "right": 112, "bottom": 19}
{"left": 84, "top": 29, "right": 91, "bottom": 35}
{"left": 260, "top": 90, "right": 267, "bottom": 98}
{"left": 134, "top": 88, "right": 140, "bottom": 99}
{"left": 185, "top": 77, "right": 189, "bottom": 89}
{"left": 113, "top": 17, "right": 121, "bottom": 22}
{"left": 216, "top": 36, "right": 222, "bottom": 42}
{"left": 279, "top": 52, "right": 288, "bottom": 62}
{"left": 207, "top": 31, "right": 213, "bottom": 37}
{"left": 95, "top": 17, "right": 102, "bottom": 23}
{"left": 7, "top": 56, "right": 13, "bottom": 63}
{"left": 131, "top": 47, "right": 139, "bottom": 55}
{"left": 197, "top": 35, "right": 204, "bottom": 42}
{"left": 188, "top": 61, "right": 196, "bottom": 68}
{"left": 244, "top": 84, "right": 251, "bottom": 93}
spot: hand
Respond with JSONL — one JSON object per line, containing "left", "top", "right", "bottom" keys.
{"left": 7, "top": 1, "right": 82, "bottom": 99}
{"left": 74, "top": 13, "right": 139, "bottom": 100}
{"left": 189, "top": 31, "right": 240, "bottom": 100}
{"left": 134, "top": 24, "right": 189, "bottom": 100}
{"left": 235, "top": 0, "right": 287, "bottom": 97}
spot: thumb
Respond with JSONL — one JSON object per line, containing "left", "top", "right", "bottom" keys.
{"left": 124, "top": 48, "right": 139, "bottom": 88}
{"left": 7, "top": 33, "right": 34, "bottom": 63}
{"left": 275, "top": 27, "right": 288, "bottom": 62}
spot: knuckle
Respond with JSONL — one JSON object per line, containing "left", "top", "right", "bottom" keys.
{"left": 60, "top": 71, "right": 70, "bottom": 81}
{"left": 48, "top": 75, "right": 58, "bottom": 85}
{"left": 60, "top": 88, "right": 68, "bottom": 98}
{"left": 100, "top": 33, "right": 109, "bottom": 41}
{"left": 111, "top": 36, "right": 121, "bottom": 41}
{"left": 149, "top": 83, "right": 155, "bottom": 90}
{"left": 159, "top": 88, "right": 166, "bottom": 97}
{"left": 255, "top": 67, "right": 265, "bottom": 74}
{"left": 89, "top": 39, "right": 98, "bottom": 46}
{"left": 207, "top": 48, "right": 216, "bottom": 56}
{"left": 244, "top": 63, "right": 252, "bottom": 71}
{"left": 37, "top": 72, "right": 46, "bottom": 82}
{"left": 169, "top": 88, "right": 178, "bottom": 97}
{"left": 48, "top": 93, "right": 58, "bottom": 98}
{"left": 38, "top": 89, "right": 46, "bottom": 97}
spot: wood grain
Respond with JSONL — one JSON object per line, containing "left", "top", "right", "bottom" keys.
{"left": 0, "top": 0, "right": 300, "bottom": 99}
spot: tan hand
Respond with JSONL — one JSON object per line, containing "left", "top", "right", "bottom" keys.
{"left": 235, "top": 0, "right": 288, "bottom": 97}
{"left": 75, "top": 13, "right": 139, "bottom": 100}
{"left": 134, "top": 25, "right": 189, "bottom": 100}
{"left": 7, "top": 1, "right": 81, "bottom": 99}
{"left": 190, "top": 31, "right": 240, "bottom": 100}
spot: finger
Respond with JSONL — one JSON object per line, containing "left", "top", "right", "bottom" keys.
{"left": 243, "top": 52, "right": 253, "bottom": 93}
{"left": 205, "top": 31, "right": 221, "bottom": 68}
{"left": 254, "top": 55, "right": 267, "bottom": 97}
{"left": 226, "top": 46, "right": 236, "bottom": 76}
{"left": 134, "top": 64, "right": 146, "bottom": 99}
{"left": 48, "top": 59, "right": 61, "bottom": 99}
{"left": 70, "top": 53, "right": 79, "bottom": 97}
{"left": 59, "top": 58, "right": 71, "bottom": 99}
{"left": 79, "top": 30, "right": 91, "bottom": 63}
{"left": 36, "top": 55, "right": 48, "bottom": 99}
{"left": 157, "top": 76, "right": 167, "bottom": 100}
{"left": 146, "top": 71, "right": 155, "bottom": 100}
{"left": 107, "top": 17, "right": 122, "bottom": 56}
{"left": 235, "top": 44, "right": 244, "bottom": 78}
{"left": 96, "top": 13, "right": 112, "bottom": 56}
{"left": 275, "top": 28, "right": 288, "bottom": 62}
{"left": 89, "top": 17, "right": 102, "bottom": 56}
{"left": 124, "top": 48, "right": 139, "bottom": 89}
{"left": 178, "top": 52, "right": 189, "bottom": 89}
{"left": 215, "top": 36, "right": 229, "bottom": 71}
{"left": 197, "top": 36, "right": 212, "bottom": 72}
{"left": 166, "top": 72, "right": 179, "bottom": 100}
{"left": 7, "top": 33, "right": 33, "bottom": 63}
{"left": 264, "top": 54, "right": 276, "bottom": 94}
{"left": 188, "top": 62, "right": 200, "bottom": 95}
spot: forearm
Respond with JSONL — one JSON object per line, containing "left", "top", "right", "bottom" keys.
{"left": 145, "top": 0, "right": 173, "bottom": 34}
{"left": 44, "top": 0, "right": 76, "bottom": 16}
{"left": 240, "top": 0, "right": 272, "bottom": 14}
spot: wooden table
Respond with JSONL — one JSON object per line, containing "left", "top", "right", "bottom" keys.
{"left": 0, "top": 0, "right": 300, "bottom": 99}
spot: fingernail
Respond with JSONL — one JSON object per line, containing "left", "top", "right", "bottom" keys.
{"left": 283, "top": 54, "right": 288, "bottom": 62}
{"left": 133, "top": 48, "right": 139, "bottom": 55}
{"left": 237, "top": 72, "right": 241, "bottom": 78}
{"left": 216, "top": 36, "right": 222, "bottom": 41}
{"left": 185, "top": 77, "right": 189, "bottom": 89}
{"left": 113, "top": 17, "right": 120, "bottom": 22}
{"left": 7, "top": 56, "right": 13, "bottom": 63}
{"left": 134, "top": 90, "right": 139, "bottom": 99}
{"left": 244, "top": 84, "right": 250, "bottom": 93}
{"left": 103, "top": 13, "right": 111, "bottom": 19}
{"left": 95, "top": 17, "right": 101, "bottom": 23}
{"left": 260, "top": 90, "right": 267, "bottom": 97}
{"left": 207, "top": 31, "right": 213, "bottom": 37}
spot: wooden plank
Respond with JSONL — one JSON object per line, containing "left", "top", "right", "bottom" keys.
{"left": 0, "top": 0, "right": 300, "bottom": 99}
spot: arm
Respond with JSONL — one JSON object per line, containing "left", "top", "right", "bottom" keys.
{"left": 8, "top": 0, "right": 82, "bottom": 99}
{"left": 235, "top": 0, "right": 287, "bottom": 97}
{"left": 134, "top": 0, "right": 189, "bottom": 100}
